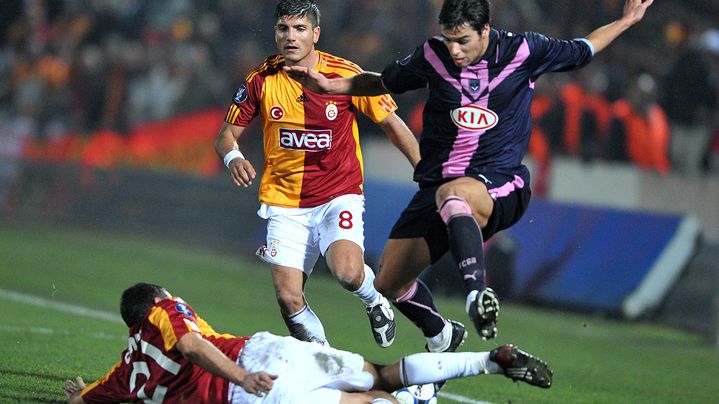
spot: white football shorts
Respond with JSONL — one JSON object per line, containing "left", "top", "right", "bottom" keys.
{"left": 255, "top": 194, "right": 366, "bottom": 274}
{"left": 228, "top": 331, "right": 373, "bottom": 404}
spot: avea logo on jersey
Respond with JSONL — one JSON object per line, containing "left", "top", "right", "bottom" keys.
{"left": 450, "top": 105, "right": 498, "bottom": 131}
{"left": 279, "top": 128, "right": 332, "bottom": 152}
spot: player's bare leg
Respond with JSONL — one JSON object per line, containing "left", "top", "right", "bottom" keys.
{"left": 326, "top": 240, "right": 396, "bottom": 347}
{"left": 376, "top": 238, "right": 430, "bottom": 299}
{"left": 377, "top": 238, "right": 466, "bottom": 353}
{"left": 270, "top": 264, "right": 328, "bottom": 345}
{"left": 325, "top": 240, "right": 366, "bottom": 292}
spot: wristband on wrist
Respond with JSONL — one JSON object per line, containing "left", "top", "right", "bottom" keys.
{"left": 223, "top": 150, "right": 245, "bottom": 168}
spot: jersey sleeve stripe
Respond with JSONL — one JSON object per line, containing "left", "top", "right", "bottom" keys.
{"left": 378, "top": 98, "right": 397, "bottom": 113}
{"left": 226, "top": 104, "right": 241, "bottom": 123}
{"left": 319, "top": 52, "right": 363, "bottom": 76}
{"left": 147, "top": 306, "right": 180, "bottom": 352}
{"left": 323, "top": 53, "right": 362, "bottom": 69}
{"left": 225, "top": 104, "right": 240, "bottom": 123}
{"left": 246, "top": 62, "right": 267, "bottom": 82}
{"left": 385, "top": 95, "right": 398, "bottom": 109}
{"left": 325, "top": 58, "right": 361, "bottom": 69}
{"left": 325, "top": 61, "right": 362, "bottom": 75}
{"left": 232, "top": 106, "right": 241, "bottom": 123}
{"left": 247, "top": 56, "right": 285, "bottom": 82}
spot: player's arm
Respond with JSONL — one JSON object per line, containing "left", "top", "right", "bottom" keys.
{"left": 585, "top": 0, "right": 653, "bottom": 54}
{"left": 176, "top": 332, "right": 277, "bottom": 397}
{"left": 214, "top": 122, "right": 256, "bottom": 188}
{"left": 377, "top": 113, "right": 420, "bottom": 169}
{"left": 284, "top": 66, "right": 388, "bottom": 96}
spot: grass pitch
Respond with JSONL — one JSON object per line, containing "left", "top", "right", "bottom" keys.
{"left": 1, "top": 224, "right": 717, "bottom": 403}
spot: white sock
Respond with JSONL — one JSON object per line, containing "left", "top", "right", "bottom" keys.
{"left": 483, "top": 353, "right": 502, "bottom": 374}
{"left": 285, "top": 304, "right": 328, "bottom": 345}
{"left": 426, "top": 321, "right": 452, "bottom": 352}
{"left": 399, "top": 352, "right": 500, "bottom": 386}
{"left": 352, "top": 264, "right": 381, "bottom": 307}
{"left": 466, "top": 289, "right": 479, "bottom": 313}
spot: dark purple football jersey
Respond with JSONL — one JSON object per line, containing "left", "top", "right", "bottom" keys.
{"left": 382, "top": 29, "right": 594, "bottom": 186}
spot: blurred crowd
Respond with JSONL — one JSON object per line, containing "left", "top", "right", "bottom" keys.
{"left": 1, "top": 0, "right": 718, "bottom": 177}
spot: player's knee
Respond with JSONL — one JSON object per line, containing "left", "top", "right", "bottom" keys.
{"left": 436, "top": 178, "right": 489, "bottom": 204}
{"left": 374, "top": 280, "right": 391, "bottom": 298}
{"left": 436, "top": 185, "right": 492, "bottom": 226}
{"left": 334, "top": 269, "right": 362, "bottom": 291}
{"left": 329, "top": 259, "right": 364, "bottom": 291}
{"left": 437, "top": 180, "right": 471, "bottom": 202}
{"left": 438, "top": 196, "right": 472, "bottom": 223}
{"left": 374, "top": 278, "right": 408, "bottom": 301}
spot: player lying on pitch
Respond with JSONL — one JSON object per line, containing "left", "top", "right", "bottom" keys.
{"left": 62, "top": 283, "right": 552, "bottom": 403}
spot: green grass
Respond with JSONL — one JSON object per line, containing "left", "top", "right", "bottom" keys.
{"left": 1, "top": 224, "right": 718, "bottom": 403}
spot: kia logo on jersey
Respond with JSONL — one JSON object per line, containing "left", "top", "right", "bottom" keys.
{"left": 450, "top": 105, "right": 498, "bottom": 131}
{"left": 269, "top": 106, "right": 285, "bottom": 120}
{"left": 279, "top": 128, "right": 332, "bottom": 151}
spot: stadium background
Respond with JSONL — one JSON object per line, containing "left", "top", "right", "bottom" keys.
{"left": 1, "top": 0, "right": 718, "bottom": 353}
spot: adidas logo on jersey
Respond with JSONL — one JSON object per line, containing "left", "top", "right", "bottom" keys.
{"left": 296, "top": 93, "right": 308, "bottom": 103}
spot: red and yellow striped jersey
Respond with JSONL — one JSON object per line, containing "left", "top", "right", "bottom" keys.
{"left": 80, "top": 298, "right": 249, "bottom": 404}
{"left": 225, "top": 51, "right": 398, "bottom": 208}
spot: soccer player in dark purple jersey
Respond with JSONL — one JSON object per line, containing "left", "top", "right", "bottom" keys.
{"left": 285, "top": 0, "right": 653, "bottom": 353}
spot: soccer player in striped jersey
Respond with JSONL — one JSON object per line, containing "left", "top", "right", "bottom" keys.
{"left": 285, "top": 0, "right": 653, "bottom": 353}
{"left": 63, "top": 283, "right": 553, "bottom": 403}
{"left": 214, "top": 0, "right": 420, "bottom": 348}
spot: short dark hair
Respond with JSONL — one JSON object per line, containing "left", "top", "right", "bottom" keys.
{"left": 439, "top": 0, "right": 492, "bottom": 33}
{"left": 120, "top": 283, "right": 167, "bottom": 327}
{"left": 274, "top": 0, "right": 321, "bottom": 27}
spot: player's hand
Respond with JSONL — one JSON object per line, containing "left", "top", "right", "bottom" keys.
{"left": 228, "top": 158, "right": 256, "bottom": 188}
{"left": 621, "top": 0, "right": 653, "bottom": 26}
{"left": 241, "top": 371, "right": 278, "bottom": 397}
{"left": 283, "top": 65, "right": 330, "bottom": 94}
{"left": 62, "top": 376, "right": 87, "bottom": 399}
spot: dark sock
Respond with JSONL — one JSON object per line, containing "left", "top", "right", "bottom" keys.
{"left": 393, "top": 279, "right": 445, "bottom": 337}
{"left": 447, "top": 215, "right": 486, "bottom": 293}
